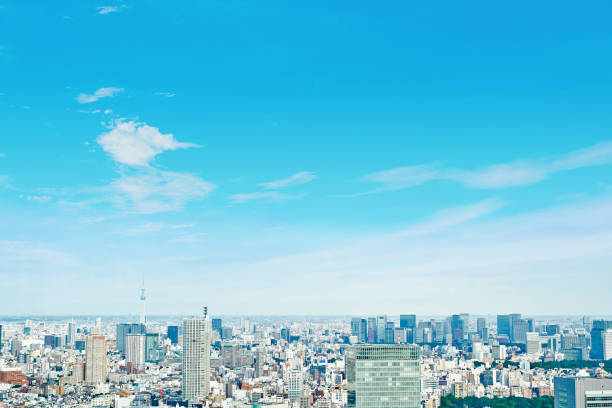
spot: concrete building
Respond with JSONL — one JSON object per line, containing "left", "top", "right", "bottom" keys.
{"left": 182, "top": 311, "right": 211, "bottom": 403}
{"left": 125, "top": 334, "right": 146, "bottom": 373}
{"left": 554, "top": 376, "right": 612, "bottom": 408}
{"left": 346, "top": 344, "right": 420, "bottom": 408}
{"left": 85, "top": 335, "right": 106, "bottom": 384}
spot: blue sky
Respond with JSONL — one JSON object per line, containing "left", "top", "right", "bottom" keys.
{"left": 1, "top": 1, "right": 612, "bottom": 316}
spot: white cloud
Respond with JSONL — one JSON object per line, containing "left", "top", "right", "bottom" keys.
{"left": 259, "top": 171, "right": 316, "bottom": 189}
{"left": 25, "top": 195, "right": 52, "bottom": 203}
{"left": 166, "top": 233, "right": 206, "bottom": 243}
{"left": 97, "top": 6, "right": 119, "bottom": 14}
{"left": 76, "top": 87, "right": 123, "bottom": 104}
{"left": 229, "top": 191, "right": 304, "bottom": 204}
{"left": 354, "top": 141, "right": 612, "bottom": 194}
{"left": 109, "top": 169, "right": 215, "bottom": 214}
{"left": 153, "top": 91, "right": 176, "bottom": 98}
{"left": 97, "top": 120, "right": 198, "bottom": 166}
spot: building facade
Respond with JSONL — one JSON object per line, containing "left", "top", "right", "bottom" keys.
{"left": 346, "top": 344, "right": 420, "bottom": 408}
{"left": 182, "top": 315, "right": 211, "bottom": 403}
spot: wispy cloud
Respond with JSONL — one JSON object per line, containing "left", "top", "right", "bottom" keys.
{"left": 153, "top": 91, "right": 176, "bottom": 98}
{"left": 97, "top": 120, "right": 198, "bottom": 166}
{"left": 351, "top": 141, "right": 612, "bottom": 195}
{"left": 231, "top": 171, "right": 315, "bottom": 203}
{"left": 108, "top": 169, "right": 215, "bottom": 214}
{"left": 0, "top": 240, "right": 78, "bottom": 266}
{"left": 216, "top": 196, "right": 612, "bottom": 314}
{"left": 259, "top": 171, "right": 316, "bottom": 189}
{"left": 97, "top": 6, "right": 124, "bottom": 15}
{"left": 229, "top": 191, "right": 304, "bottom": 204}
{"left": 76, "top": 87, "right": 123, "bottom": 104}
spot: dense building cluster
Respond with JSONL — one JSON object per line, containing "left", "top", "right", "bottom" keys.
{"left": 0, "top": 310, "right": 610, "bottom": 408}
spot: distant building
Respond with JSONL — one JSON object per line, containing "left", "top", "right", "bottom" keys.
{"left": 85, "top": 335, "right": 106, "bottom": 384}
{"left": 346, "top": 344, "right": 420, "bottom": 408}
{"left": 554, "top": 376, "right": 612, "bottom": 408}
{"left": 167, "top": 325, "right": 179, "bottom": 345}
{"left": 212, "top": 318, "right": 222, "bottom": 336}
{"left": 222, "top": 343, "right": 241, "bottom": 368}
{"left": 590, "top": 320, "right": 612, "bottom": 360}
{"left": 604, "top": 329, "right": 612, "bottom": 360}
{"left": 116, "top": 323, "right": 145, "bottom": 356}
{"left": 67, "top": 322, "right": 76, "bottom": 346}
{"left": 125, "top": 334, "right": 146, "bottom": 373}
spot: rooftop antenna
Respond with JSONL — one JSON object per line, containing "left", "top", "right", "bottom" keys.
{"left": 203, "top": 305, "right": 208, "bottom": 319}
{"left": 139, "top": 277, "right": 146, "bottom": 325}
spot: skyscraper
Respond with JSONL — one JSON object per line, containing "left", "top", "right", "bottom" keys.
{"left": 376, "top": 315, "right": 387, "bottom": 344}
{"left": 182, "top": 308, "right": 211, "bottom": 403}
{"left": 116, "top": 323, "right": 146, "bottom": 356}
{"left": 451, "top": 314, "right": 469, "bottom": 343}
{"left": 346, "top": 344, "right": 420, "bottom": 408}
{"left": 590, "top": 320, "right": 612, "bottom": 360}
{"left": 367, "top": 317, "right": 377, "bottom": 343}
{"left": 400, "top": 315, "right": 416, "bottom": 343}
{"left": 85, "top": 334, "right": 106, "bottom": 384}
{"left": 254, "top": 347, "right": 265, "bottom": 378}
{"left": 125, "top": 334, "right": 146, "bottom": 373}
{"left": 167, "top": 325, "right": 179, "bottom": 345}
{"left": 67, "top": 322, "right": 76, "bottom": 346}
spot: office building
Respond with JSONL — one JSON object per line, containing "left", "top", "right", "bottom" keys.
{"left": 604, "top": 329, "right": 612, "bottom": 360}
{"left": 85, "top": 335, "right": 107, "bottom": 384}
{"left": 286, "top": 369, "right": 303, "bottom": 402}
{"left": 182, "top": 310, "right": 211, "bottom": 403}
{"left": 400, "top": 315, "right": 417, "bottom": 343}
{"left": 212, "top": 318, "right": 222, "bottom": 337}
{"left": 591, "top": 320, "right": 612, "bottom": 360}
{"left": 145, "top": 333, "right": 160, "bottom": 362}
{"left": 222, "top": 343, "right": 241, "bottom": 368}
{"left": 346, "top": 344, "right": 420, "bottom": 408}
{"left": 526, "top": 332, "right": 541, "bottom": 354}
{"left": 125, "top": 334, "right": 146, "bottom": 373}
{"left": 376, "top": 316, "right": 387, "bottom": 344}
{"left": 67, "top": 322, "right": 76, "bottom": 346}
{"left": 255, "top": 347, "right": 265, "bottom": 378}
{"left": 512, "top": 319, "right": 529, "bottom": 344}
{"left": 554, "top": 376, "right": 612, "bottom": 408}
{"left": 367, "top": 317, "right": 377, "bottom": 343}
{"left": 116, "top": 323, "right": 146, "bottom": 356}
{"left": 167, "top": 325, "right": 179, "bottom": 345}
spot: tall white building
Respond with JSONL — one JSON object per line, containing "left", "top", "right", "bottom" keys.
{"left": 603, "top": 329, "right": 612, "bottom": 360}
{"left": 67, "top": 322, "right": 76, "bottom": 345}
{"left": 126, "top": 334, "right": 146, "bottom": 373}
{"left": 286, "top": 369, "right": 303, "bottom": 402}
{"left": 85, "top": 335, "right": 106, "bottom": 384}
{"left": 182, "top": 308, "right": 211, "bottom": 403}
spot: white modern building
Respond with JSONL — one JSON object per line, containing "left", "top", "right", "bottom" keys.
{"left": 85, "top": 335, "right": 106, "bottom": 384}
{"left": 182, "top": 309, "right": 211, "bottom": 403}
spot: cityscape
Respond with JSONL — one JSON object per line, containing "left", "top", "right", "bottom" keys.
{"left": 0, "top": 288, "right": 611, "bottom": 407}
{"left": 2, "top": 1, "right": 612, "bottom": 408}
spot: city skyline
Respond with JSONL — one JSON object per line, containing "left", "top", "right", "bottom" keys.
{"left": 2, "top": 1, "right": 612, "bottom": 314}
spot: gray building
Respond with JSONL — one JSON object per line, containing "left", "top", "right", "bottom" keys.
{"left": 554, "top": 376, "right": 612, "bottom": 408}
{"left": 346, "top": 344, "right": 420, "bottom": 408}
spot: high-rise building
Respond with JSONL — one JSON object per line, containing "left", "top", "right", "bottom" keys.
{"left": 212, "top": 318, "right": 222, "bottom": 337}
{"left": 526, "top": 332, "right": 541, "bottom": 354}
{"left": 125, "top": 334, "right": 146, "bottom": 373}
{"left": 384, "top": 322, "right": 395, "bottom": 344}
{"left": 182, "top": 308, "right": 211, "bottom": 403}
{"left": 512, "top": 319, "right": 529, "bottom": 344}
{"left": 451, "top": 314, "right": 468, "bottom": 343}
{"left": 376, "top": 316, "right": 387, "bottom": 344}
{"left": 590, "top": 320, "right": 612, "bottom": 360}
{"left": 554, "top": 376, "right": 612, "bottom": 408}
{"left": 367, "top": 317, "right": 377, "bottom": 343}
{"left": 603, "top": 329, "right": 612, "bottom": 360}
{"left": 477, "top": 318, "right": 486, "bottom": 338}
{"left": 497, "top": 315, "right": 512, "bottom": 339}
{"left": 145, "top": 333, "right": 160, "bottom": 362}
{"left": 85, "top": 335, "right": 106, "bottom": 384}
{"left": 116, "top": 323, "right": 146, "bottom": 356}
{"left": 222, "top": 343, "right": 241, "bottom": 368}
{"left": 400, "top": 315, "right": 417, "bottom": 343}
{"left": 346, "top": 344, "right": 420, "bottom": 408}
{"left": 167, "top": 325, "right": 179, "bottom": 345}
{"left": 286, "top": 369, "right": 303, "bottom": 403}
{"left": 67, "top": 322, "right": 76, "bottom": 346}
{"left": 254, "top": 347, "right": 265, "bottom": 378}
